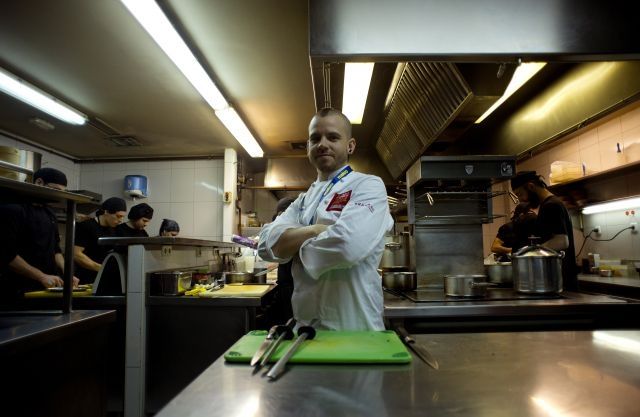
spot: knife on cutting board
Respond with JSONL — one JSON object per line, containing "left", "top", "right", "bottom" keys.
{"left": 395, "top": 326, "right": 439, "bottom": 370}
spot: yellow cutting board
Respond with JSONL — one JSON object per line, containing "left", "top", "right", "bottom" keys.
{"left": 197, "top": 284, "right": 271, "bottom": 298}
{"left": 24, "top": 289, "right": 93, "bottom": 298}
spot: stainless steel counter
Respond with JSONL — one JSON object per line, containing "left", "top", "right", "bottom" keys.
{"left": 156, "top": 330, "right": 640, "bottom": 417}
{"left": 384, "top": 289, "right": 637, "bottom": 318}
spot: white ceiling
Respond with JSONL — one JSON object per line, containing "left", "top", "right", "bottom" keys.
{"left": 0, "top": 0, "right": 316, "bottom": 159}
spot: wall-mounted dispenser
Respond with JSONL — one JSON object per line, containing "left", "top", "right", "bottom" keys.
{"left": 124, "top": 175, "right": 148, "bottom": 199}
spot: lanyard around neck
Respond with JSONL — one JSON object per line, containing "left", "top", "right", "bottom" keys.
{"left": 304, "top": 165, "right": 352, "bottom": 225}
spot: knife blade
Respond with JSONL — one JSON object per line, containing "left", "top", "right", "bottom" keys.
{"left": 266, "top": 324, "right": 316, "bottom": 380}
{"left": 250, "top": 325, "right": 278, "bottom": 366}
{"left": 258, "top": 318, "right": 296, "bottom": 367}
{"left": 396, "top": 326, "right": 439, "bottom": 370}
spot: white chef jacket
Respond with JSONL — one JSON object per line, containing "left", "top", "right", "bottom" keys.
{"left": 258, "top": 166, "right": 393, "bottom": 331}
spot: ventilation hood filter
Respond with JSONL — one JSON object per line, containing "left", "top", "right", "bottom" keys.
{"left": 377, "top": 62, "right": 472, "bottom": 179}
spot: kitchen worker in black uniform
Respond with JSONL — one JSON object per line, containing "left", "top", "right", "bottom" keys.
{"left": 491, "top": 202, "right": 537, "bottom": 260}
{"left": 0, "top": 168, "right": 79, "bottom": 302}
{"left": 116, "top": 203, "right": 154, "bottom": 237}
{"left": 510, "top": 171, "right": 578, "bottom": 291}
{"left": 268, "top": 197, "right": 296, "bottom": 324}
{"left": 158, "top": 218, "right": 180, "bottom": 236}
{"left": 74, "top": 197, "right": 126, "bottom": 284}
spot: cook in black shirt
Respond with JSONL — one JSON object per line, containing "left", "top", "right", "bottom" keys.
{"left": 74, "top": 197, "right": 126, "bottom": 284}
{"left": 491, "top": 202, "right": 537, "bottom": 259}
{"left": 0, "top": 168, "right": 79, "bottom": 300}
{"left": 511, "top": 171, "right": 578, "bottom": 291}
{"left": 116, "top": 203, "right": 154, "bottom": 238}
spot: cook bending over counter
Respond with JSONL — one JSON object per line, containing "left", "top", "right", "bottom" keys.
{"left": 258, "top": 108, "right": 393, "bottom": 331}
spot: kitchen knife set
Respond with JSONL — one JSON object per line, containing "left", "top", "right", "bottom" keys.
{"left": 250, "top": 318, "right": 318, "bottom": 380}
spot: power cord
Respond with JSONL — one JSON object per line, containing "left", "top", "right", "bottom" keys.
{"left": 575, "top": 226, "right": 635, "bottom": 259}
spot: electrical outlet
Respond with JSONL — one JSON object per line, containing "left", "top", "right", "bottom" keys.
{"left": 631, "top": 222, "right": 638, "bottom": 233}
{"left": 594, "top": 226, "right": 601, "bottom": 234}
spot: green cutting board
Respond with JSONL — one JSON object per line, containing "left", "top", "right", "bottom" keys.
{"left": 224, "top": 330, "right": 411, "bottom": 364}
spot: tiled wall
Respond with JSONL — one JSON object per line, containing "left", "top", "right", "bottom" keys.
{"left": 79, "top": 159, "right": 224, "bottom": 240}
{"left": 0, "top": 133, "right": 80, "bottom": 189}
{"left": 482, "top": 100, "right": 640, "bottom": 262}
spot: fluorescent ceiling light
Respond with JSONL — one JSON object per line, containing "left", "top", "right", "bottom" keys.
{"left": 121, "top": 0, "right": 227, "bottom": 110}
{"left": 475, "top": 62, "right": 546, "bottom": 124}
{"left": 215, "top": 108, "right": 263, "bottom": 158}
{"left": 582, "top": 196, "right": 640, "bottom": 215}
{"left": 121, "top": 0, "right": 264, "bottom": 157}
{"left": 0, "top": 67, "right": 87, "bottom": 125}
{"left": 342, "top": 63, "right": 374, "bottom": 124}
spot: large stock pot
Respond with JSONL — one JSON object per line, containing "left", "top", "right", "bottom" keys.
{"left": 380, "top": 232, "right": 411, "bottom": 269}
{"left": 512, "top": 244, "right": 564, "bottom": 293}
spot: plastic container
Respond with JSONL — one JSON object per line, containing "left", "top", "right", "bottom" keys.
{"left": 549, "top": 161, "right": 583, "bottom": 185}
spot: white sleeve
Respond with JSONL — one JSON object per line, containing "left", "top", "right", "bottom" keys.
{"left": 299, "top": 176, "right": 393, "bottom": 279}
{"left": 257, "top": 193, "right": 304, "bottom": 263}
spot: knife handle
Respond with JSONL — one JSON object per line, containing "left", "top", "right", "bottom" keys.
{"left": 396, "top": 326, "right": 414, "bottom": 344}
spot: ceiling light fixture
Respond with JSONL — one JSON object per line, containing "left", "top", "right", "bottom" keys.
{"left": 215, "top": 108, "right": 263, "bottom": 158}
{"left": 0, "top": 67, "right": 87, "bottom": 125}
{"left": 474, "top": 62, "right": 546, "bottom": 124}
{"left": 121, "top": 0, "right": 263, "bottom": 157}
{"left": 582, "top": 196, "right": 640, "bottom": 215}
{"left": 342, "top": 63, "right": 374, "bottom": 124}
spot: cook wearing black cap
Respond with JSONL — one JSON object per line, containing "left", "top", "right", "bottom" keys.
{"left": 116, "top": 203, "right": 154, "bottom": 238}
{"left": 158, "top": 219, "right": 180, "bottom": 237}
{"left": 510, "top": 171, "right": 577, "bottom": 291}
{"left": 0, "top": 168, "right": 80, "bottom": 301}
{"left": 73, "top": 197, "right": 127, "bottom": 284}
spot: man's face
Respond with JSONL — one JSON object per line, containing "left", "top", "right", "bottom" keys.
{"left": 132, "top": 217, "right": 151, "bottom": 230}
{"left": 104, "top": 211, "right": 126, "bottom": 228}
{"left": 513, "top": 184, "right": 541, "bottom": 209}
{"left": 307, "top": 115, "right": 355, "bottom": 175}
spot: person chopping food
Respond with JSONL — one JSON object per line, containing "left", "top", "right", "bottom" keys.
{"left": 258, "top": 108, "right": 394, "bottom": 331}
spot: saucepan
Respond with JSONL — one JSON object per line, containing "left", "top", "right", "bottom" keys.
{"left": 485, "top": 262, "right": 513, "bottom": 285}
{"left": 444, "top": 274, "right": 495, "bottom": 297}
{"left": 221, "top": 264, "right": 277, "bottom": 285}
{"left": 379, "top": 269, "right": 417, "bottom": 291}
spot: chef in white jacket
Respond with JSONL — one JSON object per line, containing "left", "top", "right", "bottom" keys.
{"left": 258, "top": 108, "right": 393, "bottom": 331}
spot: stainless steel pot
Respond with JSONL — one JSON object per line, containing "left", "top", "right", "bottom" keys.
{"left": 512, "top": 245, "right": 564, "bottom": 293}
{"left": 485, "top": 262, "right": 513, "bottom": 285}
{"left": 379, "top": 232, "right": 411, "bottom": 269}
{"left": 444, "top": 275, "right": 494, "bottom": 297}
{"left": 222, "top": 271, "right": 266, "bottom": 284}
{"left": 380, "top": 270, "right": 417, "bottom": 291}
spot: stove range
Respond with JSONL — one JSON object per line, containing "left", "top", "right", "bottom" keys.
{"left": 388, "top": 287, "right": 565, "bottom": 303}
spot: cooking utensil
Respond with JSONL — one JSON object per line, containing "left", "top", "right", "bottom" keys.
{"left": 253, "top": 264, "right": 278, "bottom": 278}
{"left": 223, "top": 271, "right": 266, "bottom": 284}
{"left": 485, "top": 262, "right": 513, "bottom": 285}
{"left": 395, "top": 326, "right": 439, "bottom": 370}
{"left": 512, "top": 244, "right": 564, "bottom": 293}
{"left": 259, "top": 318, "right": 296, "bottom": 367}
{"left": 150, "top": 271, "right": 193, "bottom": 296}
{"left": 250, "top": 324, "right": 278, "bottom": 367}
{"left": 266, "top": 324, "right": 317, "bottom": 380}
{"left": 379, "top": 232, "right": 411, "bottom": 269}
{"left": 443, "top": 274, "right": 495, "bottom": 297}
{"left": 379, "top": 270, "right": 417, "bottom": 291}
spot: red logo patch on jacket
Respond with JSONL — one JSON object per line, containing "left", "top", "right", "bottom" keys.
{"left": 326, "top": 190, "right": 352, "bottom": 211}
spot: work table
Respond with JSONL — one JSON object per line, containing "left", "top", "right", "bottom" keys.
{"left": 156, "top": 329, "right": 640, "bottom": 417}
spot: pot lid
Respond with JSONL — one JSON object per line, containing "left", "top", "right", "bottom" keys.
{"left": 514, "top": 244, "right": 561, "bottom": 258}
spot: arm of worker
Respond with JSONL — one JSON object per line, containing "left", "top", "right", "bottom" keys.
{"left": 54, "top": 253, "right": 80, "bottom": 287}
{"left": 271, "top": 224, "right": 328, "bottom": 258}
{"left": 258, "top": 194, "right": 307, "bottom": 262}
{"left": 299, "top": 176, "right": 394, "bottom": 279}
{"left": 8, "top": 255, "right": 63, "bottom": 288}
{"left": 73, "top": 246, "right": 101, "bottom": 272}
{"left": 490, "top": 237, "right": 512, "bottom": 255}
